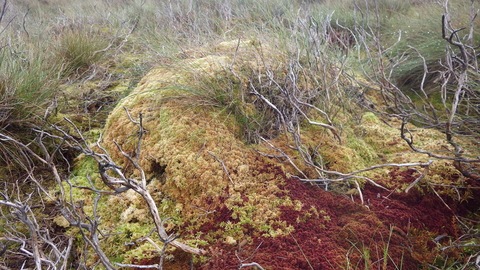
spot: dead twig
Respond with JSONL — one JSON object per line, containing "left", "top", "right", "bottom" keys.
{"left": 236, "top": 241, "right": 265, "bottom": 270}
{"left": 208, "top": 151, "right": 235, "bottom": 186}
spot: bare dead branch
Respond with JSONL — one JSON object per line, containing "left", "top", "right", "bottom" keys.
{"left": 0, "top": 242, "right": 7, "bottom": 257}
{"left": 238, "top": 262, "right": 265, "bottom": 270}
{"left": 75, "top": 194, "right": 117, "bottom": 270}
{"left": 236, "top": 241, "right": 265, "bottom": 270}
{"left": 114, "top": 263, "right": 161, "bottom": 269}
{"left": 0, "top": 144, "right": 73, "bottom": 269}
{"left": 353, "top": 180, "right": 364, "bottom": 205}
{"left": 0, "top": 196, "right": 71, "bottom": 270}
{"left": 122, "top": 107, "right": 145, "bottom": 164}
{"left": 21, "top": 7, "right": 29, "bottom": 38}
{"left": 207, "top": 151, "right": 234, "bottom": 186}
{"left": 59, "top": 113, "right": 207, "bottom": 256}
{"left": 288, "top": 91, "right": 342, "bottom": 144}
{"left": 0, "top": 133, "right": 49, "bottom": 165}
{"left": 0, "top": 15, "right": 15, "bottom": 37}
{"left": 401, "top": 119, "right": 479, "bottom": 162}
{"left": 404, "top": 165, "right": 430, "bottom": 193}
{"left": 250, "top": 82, "right": 289, "bottom": 140}
{"left": 440, "top": 244, "right": 480, "bottom": 252}
{"left": 257, "top": 136, "right": 308, "bottom": 179}
{"left": 0, "top": 0, "right": 7, "bottom": 24}
{"left": 350, "top": 160, "right": 434, "bottom": 176}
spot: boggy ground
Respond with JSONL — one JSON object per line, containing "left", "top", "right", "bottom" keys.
{"left": 130, "top": 168, "right": 480, "bottom": 270}
{"left": 206, "top": 177, "right": 480, "bottom": 269}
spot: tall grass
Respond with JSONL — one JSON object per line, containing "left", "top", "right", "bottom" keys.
{"left": 380, "top": 1, "right": 480, "bottom": 89}
{"left": 0, "top": 42, "right": 61, "bottom": 127}
{"left": 55, "top": 27, "right": 108, "bottom": 76}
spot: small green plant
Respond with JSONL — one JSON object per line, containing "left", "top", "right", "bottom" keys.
{"left": 55, "top": 27, "right": 109, "bottom": 76}
{"left": 0, "top": 44, "right": 61, "bottom": 126}
{"left": 344, "top": 225, "right": 405, "bottom": 270}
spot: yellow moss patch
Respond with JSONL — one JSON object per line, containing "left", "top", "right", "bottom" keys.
{"left": 53, "top": 215, "right": 70, "bottom": 228}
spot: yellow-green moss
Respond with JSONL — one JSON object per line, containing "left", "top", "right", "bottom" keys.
{"left": 361, "top": 111, "right": 381, "bottom": 124}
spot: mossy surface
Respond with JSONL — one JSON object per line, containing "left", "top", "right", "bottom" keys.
{"left": 66, "top": 39, "right": 480, "bottom": 269}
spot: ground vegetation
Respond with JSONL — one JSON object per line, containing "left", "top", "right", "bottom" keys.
{"left": 0, "top": 0, "right": 479, "bottom": 269}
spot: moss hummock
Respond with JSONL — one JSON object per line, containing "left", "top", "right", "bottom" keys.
{"left": 64, "top": 39, "right": 478, "bottom": 269}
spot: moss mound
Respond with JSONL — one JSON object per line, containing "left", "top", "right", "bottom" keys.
{"left": 64, "top": 39, "right": 478, "bottom": 268}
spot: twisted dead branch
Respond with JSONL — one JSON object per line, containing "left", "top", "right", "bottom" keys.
{"left": 0, "top": 187, "right": 73, "bottom": 270}
{"left": 252, "top": 72, "right": 436, "bottom": 199}
{"left": 0, "top": 105, "right": 206, "bottom": 269}
{"left": 342, "top": 0, "right": 480, "bottom": 183}
{"left": 52, "top": 109, "right": 207, "bottom": 257}
{"left": 236, "top": 241, "right": 265, "bottom": 270}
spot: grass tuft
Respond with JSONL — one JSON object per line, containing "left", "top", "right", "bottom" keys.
{"left": 54, "top": 27, "right": 109, "bottom": 77}
{"left": 0, "top": 43, "right": 60, "bottom": 126}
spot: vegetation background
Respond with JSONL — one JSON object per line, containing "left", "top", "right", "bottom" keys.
{"left": 0, "top": 0, "right": 479, "bottom": 269}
